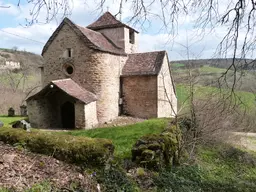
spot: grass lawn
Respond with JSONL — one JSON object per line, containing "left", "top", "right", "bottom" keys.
{"left": 171, "top": 63, "right": 185, "bottom": 68}
{"left": 176, "top": 84, "right": 255, "bottom": 109}
{"left": 198, "top": 144, "right": 256, "bottom": 188}
{"left": 199, "top": 66, "right": 228, "bottom": 73}
{"left": 61, "top": 118, "right": 170, "bottom": 158}
{"left": 0, "top": 116, "right": 24, "bottom": 127}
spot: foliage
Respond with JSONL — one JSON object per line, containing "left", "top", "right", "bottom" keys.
{"left": 0, "top": 128, "right": 114, "bottom": 167}
{"left": 154, "top": 165, "right": 204, "bottom": 192}
{"left": 25, "top": 181, "right": 54, "bottom": 192}
{"left": 62, "top": 118, "right": 169, "bottom": 159}
{"left": 96, "top": 166, "right": 138, "bottom": 192}
{"left": 154, "top": 144, "right": 256, "bottom": 192}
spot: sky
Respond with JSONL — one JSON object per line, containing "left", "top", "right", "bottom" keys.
{"left": 0, "top": 0, "right": 250, "bottom": 60}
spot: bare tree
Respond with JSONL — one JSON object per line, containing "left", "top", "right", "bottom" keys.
{"left": 1, "top": 0, "right": 253, "bottom": 90}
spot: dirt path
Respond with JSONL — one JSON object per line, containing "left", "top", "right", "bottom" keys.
{"left": 0, "top": 142, "right": 97, "bottom": 191}
{"left": 228, "top": 132, "right": 256, "bottom": 152}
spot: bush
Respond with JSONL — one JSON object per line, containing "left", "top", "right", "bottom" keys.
{"left": 0, "top": 128, "right": 114, "bottom": 167}
{"left": 154, "top": 165, "right": 204, "bottom": 192}
{"left": 96, "top": 166, "right": 138, "bottom": 192}
{"left": 154, "top": 165, "right": 256, "bottom": 192}
{"left": 220, "top": 146, "right": 256, "bottom": 166}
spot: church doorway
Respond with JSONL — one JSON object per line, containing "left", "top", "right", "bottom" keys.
{"left": 61, "top": 101, "right": 75, "bottom": 128}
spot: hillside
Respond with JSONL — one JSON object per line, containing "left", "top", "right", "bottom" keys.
{"left": 0, "top": 48, "right": 43, "bottom": 73}
{"left": 171, "top": 58, "right": 256, "bottom": 70}
{"left": 171, "top": 64, "right": 256, "bottom": 93}
{"left": 0, "top": 48, "right": 42, "bottom": 114}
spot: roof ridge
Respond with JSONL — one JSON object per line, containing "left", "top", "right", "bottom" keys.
{"left": 42, "top": 17, "right": 126, "bottom": 56}
{"left": 128, "top": 50, "right": 166, "bottom": 55}
{"left": 122, "top": 50, "right": 166, "bottom": 76}
{"left": 87, "top": 12, "right": 138, "bottom": 33}
{"left": 52, "top": 78, "right": 96, "bottom": 96}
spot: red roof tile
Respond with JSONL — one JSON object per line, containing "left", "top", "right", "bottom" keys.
{"left": 42, "top": 18, "right": 126, "bottom": 56}
{"left": 52, "top": 79, "right": 97, "bottom": 104}
{"left": 122, "top": 51, "right": 166, "bottom": 76}
{"left": 87, "top": 12, "right": 138, "bottom": 33}
{"left": 76, "top": 25, "right": 124, "bottom": 54}
{"left": 27, "top": 79, "right": 97, "bottom": 104}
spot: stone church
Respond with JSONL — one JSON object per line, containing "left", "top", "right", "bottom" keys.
{"left": 27, "top": 12, "right": 177, "bottom": 129}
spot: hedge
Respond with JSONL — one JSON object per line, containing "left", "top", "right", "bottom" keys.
{"left": 0, "top": 128, "right": 114, "bottom": 167}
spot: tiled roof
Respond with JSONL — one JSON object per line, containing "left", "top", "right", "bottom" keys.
{"left": 87, "top": 12, "right": 138, "bottom": 33}
{"left": 42, "top": 18, "right": 126, "bottom": 56}
{"left": 27, "top": 79, "right": 97, "bottom": 104}
{"left": 122, "top": 51, "right": 166, "bottom": 76}
{"left": 52, "top": 79, "right": 97, "bottom": 104}
{"left": 76, "top": 25, "right": 124, "bottom": 55}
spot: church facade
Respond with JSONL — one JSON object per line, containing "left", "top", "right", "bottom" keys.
{"left": 27, "top": 12, "right": 177, "bottom": 129}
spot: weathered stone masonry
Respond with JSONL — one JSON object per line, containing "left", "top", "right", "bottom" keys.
{"left": 27, "top": 12, "right": 177, "bottom": 129}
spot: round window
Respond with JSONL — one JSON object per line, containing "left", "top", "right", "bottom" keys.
{"left": 63, "top": 64, "right": 74, "bottom": 76}
{"left": 66, "top": 66, "right": 73, "bottom": 74}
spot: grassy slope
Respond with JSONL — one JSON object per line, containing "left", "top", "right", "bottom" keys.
{"left": 0, "top": 116, "right": 24, "bottom": 126}
{"left": 176, "top": 84, "right": 255, "bottom": 109}
{"left": 173, "top": 65, "right": 256, "bottom": 94}
{"left": 198, "top": 145, "right": 256, "bottom": 190}
{"left": 62, "top": 119, "right": 169, "bottom": 158}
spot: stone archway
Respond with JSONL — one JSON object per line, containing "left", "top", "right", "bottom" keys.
{"left": 61, "top": 101, "right": 75, "bottom": 128}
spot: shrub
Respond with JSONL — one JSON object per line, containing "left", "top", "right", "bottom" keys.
{"left": 154, "top": 165, "right": 204, "bottom": 192}
{"left": 220, "top": 146, "right": 256, "bottom": 166}
{"left": 154, "top": 165, "right": 256, "bottom": 192}
{"left": 0, "top": 128, "right": 114, "bottom": 167}
{"left": 96, "top": 166, "right": 138, "bottom": 192}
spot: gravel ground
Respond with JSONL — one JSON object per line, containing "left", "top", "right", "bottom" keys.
{"left": 0, "top": 142, "right": 98, "bottom": 191}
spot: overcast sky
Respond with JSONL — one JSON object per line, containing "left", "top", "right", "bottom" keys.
{"left": 0, "top": 0, "right": 248, "bottom": 60}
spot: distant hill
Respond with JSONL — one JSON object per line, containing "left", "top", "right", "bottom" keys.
{"left": 171, "top": 58, "right": 256, "bottom": 70}
{"left": 0, "top": 48, "right": 43, "bottom": 73}
{"left": 0, "top": 48, "right": 42, "bottom": 114}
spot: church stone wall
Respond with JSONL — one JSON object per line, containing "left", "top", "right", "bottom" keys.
{"left": 97, "top": 27, "right": 138, "bottom": 54}
{"left": 157, "top": 54, "right": 177, "bottom": 118}
{"left": 74, "top": 101, "right": 85, "bottom": 129}
{"left": 42, "top": 22, "right": 127, "bottom": 124}
{"left": 90, "top": 53, "right": 127, "bottom": 123}
{"left": 122, "top": 75, "right": 157, "bottom": 118}
{"left": 124, "top": 27, "right": 138, "bottom": 54}
{"left": 84, "top": 101, "right": 98, "bottom": 128}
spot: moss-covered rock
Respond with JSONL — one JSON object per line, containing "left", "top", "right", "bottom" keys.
{"left": 132, "top": 124, "right": 181, "bottom": 170}
{"left": 0, "top": 128, "right": 114, "bottom": 167}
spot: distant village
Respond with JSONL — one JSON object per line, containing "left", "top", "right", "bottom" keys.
{"left": 0, "top": 59, "right": 21, "bottom": 70}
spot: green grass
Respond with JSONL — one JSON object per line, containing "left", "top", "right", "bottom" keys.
{"left": 0, "top": 116, "right": 24, "bottom": 127}
{"left": 155, "top": 144, "right": 256, "bottom": 191}
{"left": 173, "top": 66, "right": 228, "bottom": 74}
{"left": 176, "top": 84, "right": 255, "bottom": 109}
{"left": 198, "top": 145, "right": 256, "bottom": 188}
{"left": 61, "top": 118, "right": 169, "bottom": 158}
{"left": 199, "top": 66, "right": 228, "bottom": 73}
{"left": 171, "top": 63, "right": 185, "bottom": 67}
